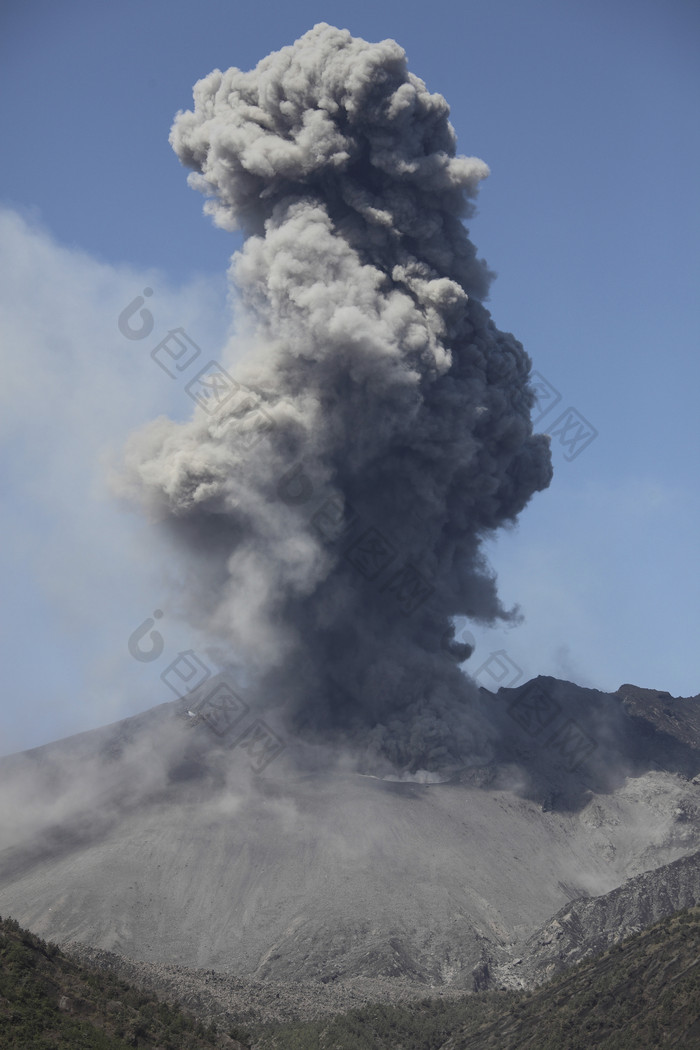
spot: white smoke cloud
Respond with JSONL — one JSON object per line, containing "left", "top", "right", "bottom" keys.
{"left": 0, "top": 207, "right": 229, "bottom": 754}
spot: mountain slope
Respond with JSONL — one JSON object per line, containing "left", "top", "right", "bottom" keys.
{"left": 0, "top": 915, "right": 243, "bottom": 1049}
{"left": 250, "top": 906, "right": 700, "bottom": 1049}
{"left": 7, "top": 907, "right": 700, "bottom": 1049}
{"left": 61, "top": 845, "right": 700, "bottom": 1030}
{"left": 0, "top": 676, "right": 698, "bottom": 990}
{"left": 495, "top": 845, "right": 700, "bottom": 989}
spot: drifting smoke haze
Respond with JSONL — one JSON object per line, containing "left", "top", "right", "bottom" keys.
{"left": 119, "top": 23, "right": 552, "bottom": 771}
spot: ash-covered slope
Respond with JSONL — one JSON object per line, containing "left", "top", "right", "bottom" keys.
{"left": 0, "top": 676, "right": 699, "bottom": 990}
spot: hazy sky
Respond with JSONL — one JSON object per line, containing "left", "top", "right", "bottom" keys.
{"left": 1, "top": 0, "right": 698, "bottom": 756}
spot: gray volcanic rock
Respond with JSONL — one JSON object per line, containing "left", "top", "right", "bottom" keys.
{"left": 0, "top": 676, "right": 699, "bottom": 995}
{"left": 494, "top": 846, "right": 700, "bottom": 990}
{"left": 616, "top": 683, "right": 700, "bottom": 761}
{"left": 62, "top": 942, "right": 470, "bottom": 1026}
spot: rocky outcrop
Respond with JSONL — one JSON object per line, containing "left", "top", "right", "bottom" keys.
{"left": 494, "top": 848, "right": 700, "bottom": 989}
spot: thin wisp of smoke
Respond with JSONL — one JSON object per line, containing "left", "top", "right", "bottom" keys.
{"left": 119, "top": 23, "right": 552, "bottom": 771}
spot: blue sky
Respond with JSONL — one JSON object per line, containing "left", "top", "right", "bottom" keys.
{"left": 1, "top": 0, "right": 698, "bottom": 755}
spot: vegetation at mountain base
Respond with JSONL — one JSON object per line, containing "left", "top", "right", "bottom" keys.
{"left": 0, "top": 915, "right": 244, "bottom": 1049}
{"left": 251, "top": 906, "right": 700, "bottom": 1049}
{"left": 3, "top": 906, "right": 700, "bottom": 1049}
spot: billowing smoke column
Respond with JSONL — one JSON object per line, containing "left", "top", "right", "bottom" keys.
{"left": 121, "top": 24, "right": 552, "bottom": 771}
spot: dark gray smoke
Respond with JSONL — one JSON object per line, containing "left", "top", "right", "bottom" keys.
{"left": 120, "top": 23, "right": 552, "bottom": 771}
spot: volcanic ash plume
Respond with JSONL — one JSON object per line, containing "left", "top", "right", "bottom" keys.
{"left": 119, "top": 23, "right": 552, "bottom": 771}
